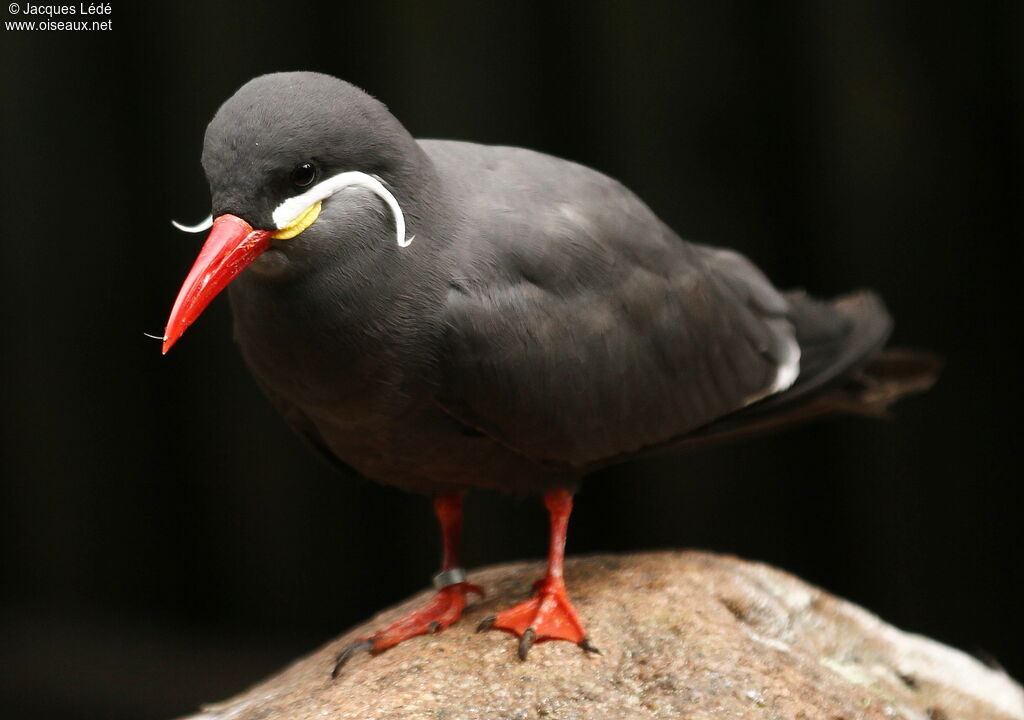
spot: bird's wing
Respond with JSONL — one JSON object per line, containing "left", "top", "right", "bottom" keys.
{"left": 433, "top": 144, "right": 801, "bottom": 469}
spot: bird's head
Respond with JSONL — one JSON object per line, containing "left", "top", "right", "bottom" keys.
{"left": 162, "top": 72, "right": 419, "bottom": 354}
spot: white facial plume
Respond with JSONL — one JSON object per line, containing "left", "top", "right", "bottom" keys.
{"left": 272, "top": 171, "right": 413, "bottom": 247}
{"left": 171, "top": 215, "right": 213, "bottom": 233}
{"left": 171, "top": 172, "right": 413, "bottom": 247}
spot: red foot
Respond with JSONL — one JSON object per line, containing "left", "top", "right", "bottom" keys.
{"left": 333, "top": 582, "right": 483, "bottom": 676}
{"left": 478, "top": 577, "right": 599, "bottom": 659}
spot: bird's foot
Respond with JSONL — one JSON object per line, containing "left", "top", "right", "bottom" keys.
{"left": 332, "top": 581, "right": 483, "bottom": 677}
{"left": 476, "top": 576, "right": 599, "bottom": 660}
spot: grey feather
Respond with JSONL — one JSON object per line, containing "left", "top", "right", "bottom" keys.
{"left": 191, "top": 72, "right": 935, "bottom": 495}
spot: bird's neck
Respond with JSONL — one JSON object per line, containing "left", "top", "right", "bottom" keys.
{"left": 385, "top": 138, "right": 450, "bottom": 237}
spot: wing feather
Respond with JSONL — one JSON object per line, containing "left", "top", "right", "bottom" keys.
{"left": 431, "top": 143, "right": 799, "bottom": 468}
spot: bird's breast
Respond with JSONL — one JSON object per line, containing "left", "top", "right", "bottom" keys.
{"left": 227, "top": 260, "right": 450, "bottom": 429}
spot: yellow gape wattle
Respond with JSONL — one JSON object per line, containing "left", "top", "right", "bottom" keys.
{"left": 272, "top": 200, "right": 322, "bottom": 239}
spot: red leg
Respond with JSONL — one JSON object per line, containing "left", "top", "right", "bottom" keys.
{"left": 332, "top": 493, "right": 482, "bottom": 676}
{"left": 477, "top": 489, "right": 599, "bottom": 659}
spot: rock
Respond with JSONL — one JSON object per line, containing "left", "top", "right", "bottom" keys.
{"left": 182, "top": 551, "right": 1023, "bottom": 720}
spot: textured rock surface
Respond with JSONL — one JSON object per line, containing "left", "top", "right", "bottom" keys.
{"left": 182, "top": 552, "right": 1023, "bottom": 720}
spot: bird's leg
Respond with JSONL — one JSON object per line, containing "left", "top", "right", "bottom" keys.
{"left": 476, "top": 489, "right": 599, "bottom": 660}
{"left": 332, "top": 493, "right": 482, "bottom": 676}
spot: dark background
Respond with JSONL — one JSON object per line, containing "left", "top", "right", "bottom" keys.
{"left": 1, "top": 2, "right": 1021, "bottom": 718}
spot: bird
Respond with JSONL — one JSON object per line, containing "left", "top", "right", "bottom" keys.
{"left": 161, "top": 71, "right": 938, "bottom": 675}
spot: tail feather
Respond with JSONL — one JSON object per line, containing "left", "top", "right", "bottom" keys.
{"left": 759, "top": 289, "right": 893, "bottom": 410}
{"left": 827, "top": 347, "right": 942, "bottom": 418}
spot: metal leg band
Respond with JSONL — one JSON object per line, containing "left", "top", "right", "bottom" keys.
{"left": 433, "top": 567, "right": 468, "bottom": 589}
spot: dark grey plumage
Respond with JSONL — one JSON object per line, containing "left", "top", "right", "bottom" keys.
{"left": 201, "top": 71, "right": 935, "bottom": 496}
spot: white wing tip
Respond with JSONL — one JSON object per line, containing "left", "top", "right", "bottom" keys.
{"left": 768, "top": 333, "right": 801, "bottom": 395}
{"left": 743, "top": 320, "right": 802, "bottom": 406}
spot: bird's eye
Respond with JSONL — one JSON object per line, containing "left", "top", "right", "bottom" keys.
{"left": 291, "top": 162, "right": 317, "bottom": 188}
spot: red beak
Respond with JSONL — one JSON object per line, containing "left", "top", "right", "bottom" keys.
{"left": 162, "top": 214, "right": 272, "bottom": 354}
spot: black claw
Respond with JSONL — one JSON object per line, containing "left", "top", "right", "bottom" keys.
{"left": 476, "top": 615, "right": 496, "bottom": 633}
{"left": 579, "top": 637, "right": 602, "bottom": 655}
{"left": 331, "top": 640, "right": 374, "bottom": 678}
{"left": 518, "top": 627, "right": 536, "bottom": 661}
{"left": 428, "top": 621, "right": 441, "bottom": 634}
